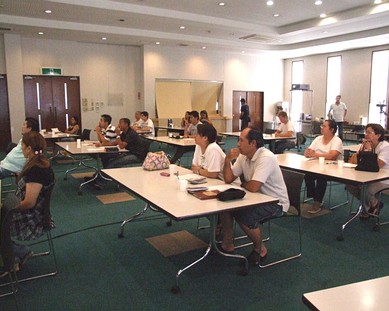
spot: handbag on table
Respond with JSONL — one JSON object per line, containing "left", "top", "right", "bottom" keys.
{"left": 355, "top": 141, "right": 379, "bottom": 172}
{"left": 142, "top": 151, "right": 170, "bottom": 171}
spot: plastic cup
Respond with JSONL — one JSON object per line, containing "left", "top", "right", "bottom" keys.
{"left": 169, "top": 164, "right": 177, "bottom": 176}
{"left": 178, "top": 179, "right": 188, "bottom": 191}
{"left": 337, "top": 160, "right": 344, "bottom": 168}
{"left": 76, "top": 139, "right": 81, "bottom": 148}
{"left": 271, "top": 133, "right": 276, "bottom": 138}
{"left": 319, "top": 157, "right": 325, "bottom": 164}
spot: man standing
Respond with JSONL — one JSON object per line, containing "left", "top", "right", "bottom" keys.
{"left": 274, "top": 111, "right": 296, "bottom": 154}
{"left": 95, "top": 114, "right": 116, "bottom": 146}
{"left": 240, "top": 98, "right": 250, "bottom": 131}
{"left": 219, "top": 127, "right": 289, "bottom": 265}
{"left": 0, "top": 118, "right": 39, "bottom": 179}
{"left": 327, "top": 95, "right": 347, "bottom": 140}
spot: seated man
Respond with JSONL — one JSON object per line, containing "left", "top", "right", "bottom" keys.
{"left": 101, "top": 118, "right": 150, "bottom": 169}
{"left": 94, "top": 114, "right": 117, "bottom": 146}
{"left": 274, "top": 111, "right": 296, "bottom": 154}
{"left": 170, "top": 111, "right": 202, "bottom": 164}
{"left": 133, "top": 111, "right": 155, "bottom": 137}
{"left": 131, "top": 111, "right": 143, "bottom": 129}
{"left": 219, "top": 127, "right": 289, "bottom": 265}
{"left": 0, "top": 117, "right": 39, "bottom": 179}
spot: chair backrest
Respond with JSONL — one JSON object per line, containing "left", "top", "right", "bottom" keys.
{"left": 81, "top": 129, "right": 91, "bottom": 141}
{"left": 281, "top": 169, "right": 305, "bottom": 214}
{"left": 296, "top": 132, "right": 306, "bottom": 147}
{"left": 41, "top": 183, "right": 55, "bottom": 230}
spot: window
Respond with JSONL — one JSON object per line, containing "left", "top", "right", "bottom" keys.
{"left": 369, "top": 50, "right": 389, "bottom": 126}
{"left": 325, "top": 56, "right": 341, "bottom": 117}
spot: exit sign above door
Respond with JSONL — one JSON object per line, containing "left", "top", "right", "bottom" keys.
{"left": 41, "top": 67, "right": 62, "bottom": 75}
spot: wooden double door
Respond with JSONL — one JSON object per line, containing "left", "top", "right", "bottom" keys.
{"left": 24, "top": 75, "right": 81, "bottom": 132}
{"left": 0, "top": 74, "right": 11, "bottom": 151}
{"left": 232, "top": 91, "right": 264, "bottom": 132}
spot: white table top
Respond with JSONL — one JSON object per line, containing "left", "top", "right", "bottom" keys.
{"left": 155, "top": 125, "right": 185, "bottom": 131}
{"left": 276, "top": 153, "right": 389, "bottom": 185}
{"left": 146, "top": 136, "right": 196, "bottom": 147}
{"left": 102, "top": 166, "right": 278, "bottom": 221}
{"left": 42, "top": 132, "right": 79, "bottom": 139}
{"left": 55, "top": 141, "right": 127, "bottom": 155}
{"left": 303, "top": 276, "right": 389, "bottom": 311}
{"left": 219, "top": 132, "right": 295, "bottom": 141}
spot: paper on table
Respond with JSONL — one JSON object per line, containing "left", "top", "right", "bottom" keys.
{"left": 87, "top": 147, "right": 105, "bottom": 151}
{"left": 343, "top": 163, "right": 357, "bottom": 168}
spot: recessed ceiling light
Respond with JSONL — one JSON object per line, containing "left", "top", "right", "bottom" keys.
{"left": 202, "top": 46, "right": 206, "bottom": 49}
{"left": 218, "top": 2, "right": 225, "bottom": 6}
{"left": 374, "top": 0, "right": 382, "bottom": 4}
{"left": 241, "top": 51, "right": 245, "bottom": 54}
{"left": 180, "top": 26, "right": 185, "bottom": 30}
{"left": 320, "top": 13, "right": 326, "bottom": 18}
{"left": 101, "top": 37, "right": 107, "bottom": 40}
{"left": 315, "top": 0, "right": 322, "bottom": 5}
{"left": 44, "top": 10, "right": 52, "bottom": 14}
{"left": 156, "top": 41, "right": 160, "bottom": 45}
{"left": 267, "top": 0, "right": 274, "bottom": 6}
{"left": 273, "top": 13, "right": 280, "bottom": 17}
{"left": 38, "top": 32, "right": 44, "bottom": 35}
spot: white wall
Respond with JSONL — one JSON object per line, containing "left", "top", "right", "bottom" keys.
{"left": 143, "top": 46, "right": 284, "bottom": 130}
{"left": 284, "top": 44, "right": 389, "bottom": 125}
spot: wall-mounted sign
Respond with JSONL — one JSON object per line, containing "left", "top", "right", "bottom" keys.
{"left": 41, "top": 67, "right": 62, "bottom": 75}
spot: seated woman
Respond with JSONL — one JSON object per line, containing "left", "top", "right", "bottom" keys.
{"left": 303, "top": 119, "right": 343, "bottom": 213}
{"left": 0, "top": 131, "right": 55, "bottom": 277}
{"left": 192, "top": 123, "right": 225, "bottom": 180}
{"left": 200, "top": 110, "right": 212, "bottom": 125}
{"left": 65, "top": 116, "right": 80, "bottom": 135}
{"left": 181, "top": 111, "right": 191, "bottom": 128}
{"left": 347, "top": 123, "right": 389, "bottom": 216}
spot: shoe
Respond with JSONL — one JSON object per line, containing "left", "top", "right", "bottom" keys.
{"left": 19, "top": 251, "right": 34, "bottom": 270}
{"left": 368, "top": 201, "right": 384, "bottom": 216}
{"left": 218, "top": 245, "right": 234, "bottom": 255}
{"left": 247, "top": 250, "right": 260, "bottom": 265}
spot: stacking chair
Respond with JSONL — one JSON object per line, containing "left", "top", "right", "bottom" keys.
{"left": 370, "top": 187, "right": 389, "bottom": 232}
{"left": 80, "top": 129, "right": 91, "bottom": 141}
{"left": 0, "top": 184, "right": 58, "bottom": 295}
{"left": 259, "top": 168, "right": 305, "bottom": 268}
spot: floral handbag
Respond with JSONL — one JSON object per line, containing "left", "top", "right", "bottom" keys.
{"left": 142, "top": 151, "right": 170, "bottom": 171}
{"left": 355, "top": 141, "right": 379, "bottom": 172}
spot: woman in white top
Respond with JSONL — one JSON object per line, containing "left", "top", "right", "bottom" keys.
{"left": 304, "top": 119, "right": 343, "bottom": 213}
{"left": 348, "top": 123, "right": 389, "bottom": 216}
{"left": 192, "top": 123, "right": 225, "bottom": 180}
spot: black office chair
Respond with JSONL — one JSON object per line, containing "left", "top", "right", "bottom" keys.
{"left": 80, "top": 129, "right": 91, "bottom": 141}
{"left": 0, "top": 183, "right": 58, "bottom": 297}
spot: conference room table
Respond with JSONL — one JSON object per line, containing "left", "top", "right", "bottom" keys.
{"left": 102, "top": 165, "right": 278, "bottom": 292}
{"left": 42, "top": 131, "right": 79, "bottom": 160}
{"left": 154, "top": 125, "right": 185, "bottom": 137}
{"left": 219, "top": 131, "right": 296, "bottom": 153}
{"left": 302, "top": 275, "right": 389, "bottom": 310}
{"left": 55, "top": 141, "right": 127, "bottom": 195}
{"left": 275, "top": 153, "right": 389, "bottom": 240}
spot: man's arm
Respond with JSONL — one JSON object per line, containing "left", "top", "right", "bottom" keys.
{"left": 223, "top": 148, "right": 239, "bottom": 184}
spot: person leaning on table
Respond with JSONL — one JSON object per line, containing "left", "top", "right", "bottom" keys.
{"left": 192, "top": 123, "right": 225, "bottom": 180}
{"left": 303, "top": 119, "right": 343, "bottom": 214}
{"left": 219, "top": 127, "right": 289, "bottom": 265}
{"left": 346, "top": 123, "right": 389, "bottom": 217}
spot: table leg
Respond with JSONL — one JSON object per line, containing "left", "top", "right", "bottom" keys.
{"left": 171, "top": 215, "right": 248, "bottom": 294}
{"left": 118, "top": 203, "right": 149, "bottom": 238}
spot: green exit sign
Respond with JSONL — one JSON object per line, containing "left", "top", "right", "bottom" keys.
{"left": 41, "top": 67, "right": 62, "bottom": 75}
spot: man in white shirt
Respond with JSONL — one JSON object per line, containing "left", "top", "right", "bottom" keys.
{"left": 327, "top": 95, "right": 347, "bottom": 140}
{"left": 219, "top": 127, "right": 289, "bottom": 265}
{"left": 274, "top": 111, "right": 296, "bottom": 154}
{"left": 139, "top": 111, "right": 155, "bottom": 137}
{"left": 131, "top": 111, "right": 142, "bottom": 129}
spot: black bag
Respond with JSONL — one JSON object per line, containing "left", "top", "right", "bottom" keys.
{"left": 217, "top": 188, "right": 246, "bottom": 201}
{"left": 355, "top": 141, "right": 379, "bottom": 172}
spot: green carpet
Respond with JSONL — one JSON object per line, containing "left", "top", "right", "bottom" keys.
{"left": 2, "top": 145, "right": 389, "bottom": 310}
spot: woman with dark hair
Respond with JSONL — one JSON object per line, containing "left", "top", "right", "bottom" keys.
{"left": 0, "top": 131, "right": 55, "bottom": 277}
{"left": 65, "top": 116, "right": 80, "bottom": 134}
{"left": 181, "top": 111, "right": 191, "bottom": 127}
{"left": 200, "top": 110, "right": 212, "bottom": 125}
{"left": 348, "top": 123, "right": 389, "bottom": 216}
{"left": 303, "top": 119, "right": 343, "bottom": 213}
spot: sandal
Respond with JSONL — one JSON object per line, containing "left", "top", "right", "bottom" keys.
{"left": 369, "top": 201, "right": 384, "bottom": 216}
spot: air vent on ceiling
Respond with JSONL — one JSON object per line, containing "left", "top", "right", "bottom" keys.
{"left": 179, "top": 43, "right": 189, "bottom": 47}
{"left": 0, "top": 27, "right": 12, "bottom": 31}
{"left": 239, "top": 34, "right": 275, "bottom": 43}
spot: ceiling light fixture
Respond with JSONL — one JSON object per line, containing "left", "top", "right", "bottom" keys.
{"left": 180, "top": 26, "right": 185, "bottom": 30}
{"left": 320, "top": 13, "right": 326, "bottom": 18}
{"left": 38, "top": 32, "right": 44, "bottom": 35}
{"left": 44, "top": 10, "right": 52, "bottom": 14}
{"left": 218, "top": 2, "right": 225, "bottom": 6}
{"left": 202, "top": 46, "right": 206, "bottom": 49}
{"left": 101, "top": 37, "right": 107, "bottom": 40}
{"left": 267, "top": 1, "right": 274, "bottom": 6}
{"left": 315, "top": 0, "right": 322, "bottom": 5}
{"left": 156, "top": 42, "right": 160, "bottom": 45}
{"left": 273, "top": 13, "right": 280, "bottom": 17}
{"left": 241, "top": 51, "right": 245, "bottom": 54}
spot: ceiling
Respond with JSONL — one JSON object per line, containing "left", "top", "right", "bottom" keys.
{"left": 1, "top": 0, "right": 389, "bottom": 58}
